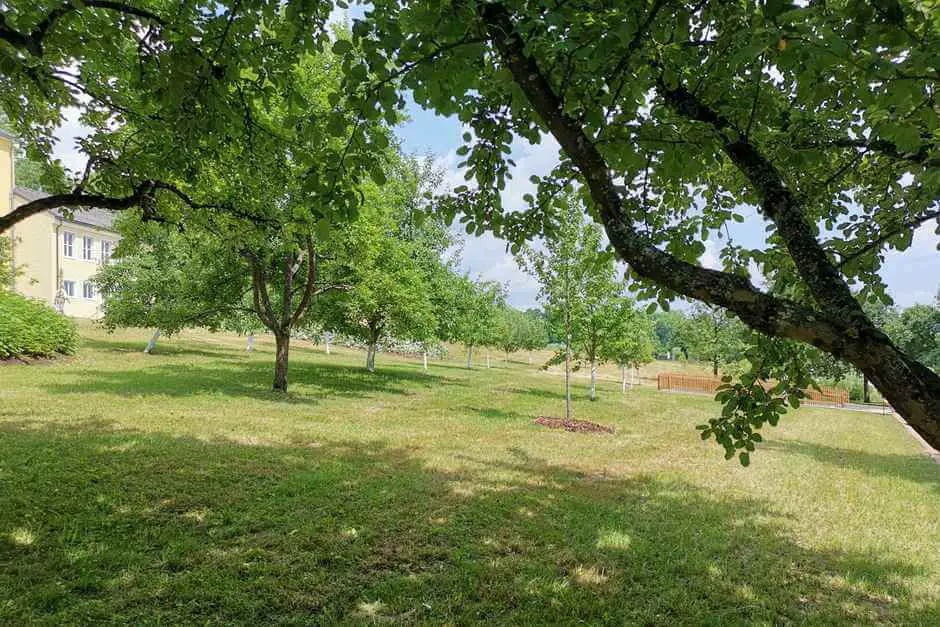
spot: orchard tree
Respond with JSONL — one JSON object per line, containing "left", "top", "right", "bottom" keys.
{"left": 319, "top": 159, "right": 439, "bottom": 373}
{"left": 99, "top": 49, "right": 393, "bottom": 392}
{"left": 351, "top": 1, "right": 940, "bottom": 451}
{"left": 495, "top": 306, "right": 547, "bottom": 363}
{"left": 449, "top": 277, "right": 504, "bottom": 369}
{"left": 0, "top": 1, "right": 344, "bottom": 233}
{"left": 601, "top": 299, "right": 655, "bottom": 393}
{"left": 684, "top": 305, "right": 747, "bottom": 377}
{"left": 518, "top": 195, "right": 611, "bottom": 414}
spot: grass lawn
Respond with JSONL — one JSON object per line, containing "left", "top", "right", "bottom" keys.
{"left": 1, "top": 325, "right": 938, "bottom": 624}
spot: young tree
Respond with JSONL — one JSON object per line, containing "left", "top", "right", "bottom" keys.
{"left": 494, "top": 306, "right": 547, "bottom": 363}
{"left": 684, "top": 306, "right": 747, "bottom": 377}
{"left": 601, "top": 299, "right": 655, "bottom": 393}
{"left": 355, "top": 1, "right": 940, "bottom": 450}
{"left": 449, "top": 277, "right": 504, "bottom": 369}
{"left": 518, "top": 195, "right": 612, "bottom": 413}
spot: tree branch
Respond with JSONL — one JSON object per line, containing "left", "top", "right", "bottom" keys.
{"left": 476, "top": 2, "right": 856, "bottom": 356}
{"left": 656, "top": 78, "right": 866, "bottom": 321}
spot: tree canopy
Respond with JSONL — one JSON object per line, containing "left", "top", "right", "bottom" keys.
{"left": 348, "top": 0, "right": 940, "bottom": 449}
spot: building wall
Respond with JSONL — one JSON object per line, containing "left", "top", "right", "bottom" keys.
{"left": 9, "top": 206, "right": 55, "bottom": 303}
{"left": 0, "top": 135, "right": 12, "bottom": 218}
{"left": 55, "top": 222, "right": 118, "bottom": 319}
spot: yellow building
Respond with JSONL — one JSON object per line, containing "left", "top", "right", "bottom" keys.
{"left": 1, "top": 130, "right": 119, "bottom": 319}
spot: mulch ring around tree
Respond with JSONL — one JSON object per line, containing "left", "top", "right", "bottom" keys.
{"left": 533, "top": 416, "right": 615, "bottom": 434}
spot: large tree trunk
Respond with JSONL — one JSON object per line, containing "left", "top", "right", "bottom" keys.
{"left": 863, "top": 374, "right": 870, "bottom": 404}
{"left": 273, "top": 333, "right": 290, "bottom": 392}
{"left": 850, "top": 342, "right": 940, "bottom": 445}
{"left": 366, "top": 343, "right": 376, "bottom": 373}
{"left": 466, "top": 345, "right": 473, "bottom": 369}
{"left": 143, "top": 329, "right": 161, "bottom": 354}
{"left": 590, "top": 359, "right": 597, "bottom": 401}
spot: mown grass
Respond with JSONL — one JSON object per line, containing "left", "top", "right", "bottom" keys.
{"left": 1, "top": 325, "right": 938, "bottom": 624}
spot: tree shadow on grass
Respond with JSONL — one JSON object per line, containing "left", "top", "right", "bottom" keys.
{"left": 79, "top": 337, "right": 242, "bottom": 360}
{"left": 39, "top": 359, "right": 467, "bottom": 405}
{"left": 0, "top": 421, "right": 936, "bottom": 624}
{"left": 764, "top": 440, "right": 940, "bottom": 491}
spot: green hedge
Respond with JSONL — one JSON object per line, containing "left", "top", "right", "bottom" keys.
{"left": 0, "top": 291, "right": 79, "bottom": 359}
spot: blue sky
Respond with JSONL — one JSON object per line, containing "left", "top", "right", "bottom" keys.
{"left": 394, "top": 100, "right": 938, "bottom": 311}
{"left": 48, "top": 88, "right": 936, "bottom": 313}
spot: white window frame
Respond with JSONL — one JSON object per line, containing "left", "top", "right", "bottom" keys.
{"left": 82, "top": 282, "right": 95, "bottom": 299}
{"left": 62, "top": 280, "right": 75, "bottom": 297}
{"left": 82, "top": 236, "right": 94, "bottom": 261}
{"left": 63, "top": 232, "right": 75, "bottom": 258}
{"left": 100, "top": 240, "right": 112, "bottom": 264}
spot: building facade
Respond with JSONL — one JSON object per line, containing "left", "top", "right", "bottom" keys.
{"left": 1, "top": 131, "right": 119, "bottom": 319}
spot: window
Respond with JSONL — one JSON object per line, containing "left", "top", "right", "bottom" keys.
{"left": 83, "top": 282, "right": 95, "bottom": 299}
{"left": 62, "top": 280, "right": 75, "bottom": 297}
{"left": 82, "top": 236, "right": 94, "bottom": 260}
{"left": 100, "top": 240, "right": 112, "bottom": 264}
{"left": 63, "top": 232, "right": 74, "bottom": 257}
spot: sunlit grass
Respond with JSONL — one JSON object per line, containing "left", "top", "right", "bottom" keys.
{"left": 0, "top": 323, "right": 937, "bottom": 623}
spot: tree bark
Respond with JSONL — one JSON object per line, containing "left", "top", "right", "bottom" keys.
{"left": 246, "top": 333, "right": 254, "bottom": 352}
{"left": 366, "top": 343, "right": 376, "bottom": 373}
{"left": 713, "top": 359, "right": 719, "bottom": 377}
{"left": 466, "top": 345, "right": 473, "bottom": 369}
{"left": 144, "top": 329, "right": 161, "bottom": 354}
{"left": 486, "top": 353, "right": 491, "bottom": 368}
{"left": 273, "top": 333, "right": 289, "bottom": 392}
{"left": 423, "top": 350, "right": 428, "bottom": 371}
{"left": 863, "top": 374, "right": 870, "bottom": 404}
{"left": 622, "top": 364, "right": 627, "bottom": 394}
{"left": 590, "top": 359, "right": 597, "bottom": 401}
{"left": 325, "top": 332, "right": 331, "bottom": 355}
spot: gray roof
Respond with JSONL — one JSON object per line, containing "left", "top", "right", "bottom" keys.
{"left": 0, "top": 128, "right": 15, "bottom": 141}
{"left": 13, "top": 186, "right": 117, "bottom": 231}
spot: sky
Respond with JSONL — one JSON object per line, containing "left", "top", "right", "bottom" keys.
{"left": 48, "top": 78, "right": 937, "bottom": 313}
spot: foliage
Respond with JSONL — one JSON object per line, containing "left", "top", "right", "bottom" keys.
{"left": 682, "top": 305, "right": 747, "bottom": 376}
{"left": 494, "top": 307, "right": 548, "bottom": 357}
{"left": 600, "top": 299, "right": 655, "bottom": 370}
{"left": 352, "top": 0, "right": 940, "bottom": 450}
{"left": 0, "top": 291, "right": 78, "bottom": 358}
{"left": 444, "top": 276, "right": 505, "bottom": 365}
{"left": 318, "top": 157, "right": 441, "bottom": 371}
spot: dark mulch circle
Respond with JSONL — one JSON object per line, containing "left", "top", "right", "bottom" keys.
{"left": 533, "top": 416, "right": 615, "bottom": 434}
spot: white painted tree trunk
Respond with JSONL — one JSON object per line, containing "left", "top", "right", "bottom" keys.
{"left": 590, "top": 359, "right": 597, "bottom": 401}
{"left": 325, "top": 332, "right": 332, "bottom": 355}
{"left": 528, "top": 354, "right": 532, "bottom": 365}
{"left": 366, "top": 344, "right": 375, "bottom": 372}
{"left": 565, "top": 334, "right": 572, "bottom": 419}
{"left": 144, "top": 329, "right": 161, "bottom": 354}
{"left": 422, "top": 350, "right": 428, "bottom": 371}
{"left": 486, "top": 353, "right": 491, "bottom": 368}
{"left": 246, "top": 333, "right": 254, "bottom": 352}
{"left": 466, "top": 345, "right": 473, "bottom": 369}
{"left": 622, "top": 364, "right": 627, "bottom": 393}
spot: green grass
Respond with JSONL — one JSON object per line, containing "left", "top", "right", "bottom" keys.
{"left": 1, "top": 325, "right": 938, "bottom": 624}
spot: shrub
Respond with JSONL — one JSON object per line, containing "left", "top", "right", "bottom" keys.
{"left": 0, "top": 292, "right": 79, "bottom": 359}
